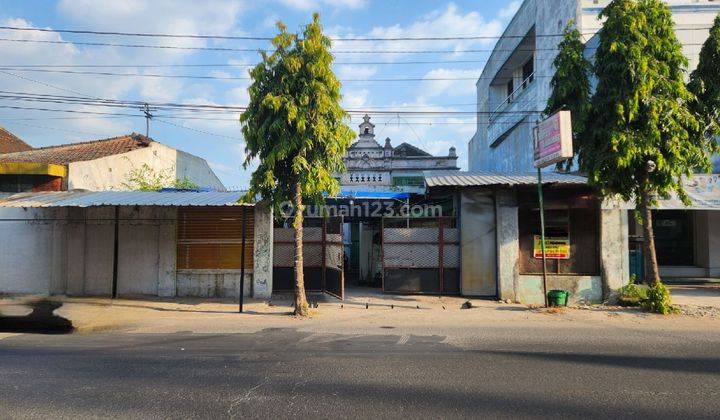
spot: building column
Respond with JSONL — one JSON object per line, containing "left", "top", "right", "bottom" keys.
{"left": 495, "top": 189, "right": 519, "bottom": 302}
{"left": 252, "top": 202, "right": 273, "bottom": 299}
{"left": 157, "top": 207, "right": 177, "bottom": 297}
{"left": 600, "top": 200, "right": 630, "bottom": 302}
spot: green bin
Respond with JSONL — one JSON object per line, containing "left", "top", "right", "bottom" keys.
{"left": 547, "top": 290, "right": 569, "bottom": 307}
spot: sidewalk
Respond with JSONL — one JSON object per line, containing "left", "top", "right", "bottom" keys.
{"left": 2, "top": 287, "right": 719, "bottom": 339}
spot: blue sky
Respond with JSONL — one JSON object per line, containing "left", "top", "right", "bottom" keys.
{"left": 0, "top": 0, "right": 520, "bottom": 189}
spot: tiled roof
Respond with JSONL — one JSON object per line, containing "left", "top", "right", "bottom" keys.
{"left": 0, "top": 133, "right": 151, "bottom": 164}
{"left": 0, "top": 127, "right": 33, "bottom": 154}
{"left": 394, "top": 142, "right": 432, "bottom": 157}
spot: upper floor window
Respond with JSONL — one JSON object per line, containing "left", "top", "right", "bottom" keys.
{"left": 522, "top": 56, "right": 534, "bottom": 88}
{"left": 506, "top": 79, "right": 514, "bottom": 103}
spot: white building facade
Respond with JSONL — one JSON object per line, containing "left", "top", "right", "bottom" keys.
{"left": 340, "top": 115, "right": 458, "bottom": 191}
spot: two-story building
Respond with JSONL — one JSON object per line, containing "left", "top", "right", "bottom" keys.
{"left": 468, "top": 0, "right": 720, "bottom": 283}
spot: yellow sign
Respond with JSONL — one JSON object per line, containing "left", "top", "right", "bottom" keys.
{"left": 533, "top": 236, "right": 570, "bottom": 259}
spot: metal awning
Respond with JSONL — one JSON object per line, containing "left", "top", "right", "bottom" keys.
{"left": 0, "top": 190, "right": 252, "bottom": 208}
{"left": 423, "top": 171, "right": 588, "bottom": 187}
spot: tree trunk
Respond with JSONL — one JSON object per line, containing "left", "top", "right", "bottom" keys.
{"left": 293, "top": 181, "right": 310, "bottom": 316}
{"left": 639, "top": 189, "right": 661, "bottom": 286}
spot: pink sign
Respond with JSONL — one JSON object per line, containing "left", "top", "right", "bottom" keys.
{"left": 533, "top": 110, "right": 573, "bottom": 168}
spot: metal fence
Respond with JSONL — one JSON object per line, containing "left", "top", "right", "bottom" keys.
{"left": 382, "top": 217, "right": 460, "bottom": 294}
{"left": 273, "top": 217, "right": 344, "bottom": 299}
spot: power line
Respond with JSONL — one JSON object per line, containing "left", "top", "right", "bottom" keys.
{"left": 6, "top": 36, "right": 712, "bottom": 54}
{"left": 0, "top": 24, "right": 713, "bottom": 42}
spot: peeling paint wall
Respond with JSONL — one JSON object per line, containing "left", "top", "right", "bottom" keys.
{"left": 516, "top": 275, "right": 602, "bottom": 306}
{"left": 0, "top": 204, "right": 274, "bottom": 298}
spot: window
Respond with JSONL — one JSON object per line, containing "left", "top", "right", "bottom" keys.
{"left": 522, "top": 56, "right": 534, "bottom": 88}
{"left": 653, "top": 210, "right": 694, "bottom": 266}
{"left": 177, "top": 207, "right": 254, "bottom": 269}
{"left": 506, "top": 79, "right": 514, "bottom": 102}
{"left": 518, "top": 205, "right": 599, "bottom": 275}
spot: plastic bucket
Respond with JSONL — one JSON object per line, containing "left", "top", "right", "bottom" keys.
{"left": 547, "top": 290, "right": 569, "bottom": 307}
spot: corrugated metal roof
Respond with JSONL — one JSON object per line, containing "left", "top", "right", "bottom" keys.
{"left": 423, "top": 171, "right": 588, "bottom": 188}
{"left": 0, "top": 190, "right": 252, "bottom": 208}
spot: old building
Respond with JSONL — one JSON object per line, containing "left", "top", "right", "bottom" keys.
{"left": 340, "top": 115, "right": 458, "bottom": 191}
{"left": 467, "top": 0, "right": 720, "bottom": 283}
{"left": 0, "top": 133, "right": 225, "bottom": 192}
{"left": 468, "top": 0, "right": 720, "bottom": 173}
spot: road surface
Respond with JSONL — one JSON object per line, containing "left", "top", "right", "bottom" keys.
{"left": 1, "top": 324, "right": 719, "bottom": 419}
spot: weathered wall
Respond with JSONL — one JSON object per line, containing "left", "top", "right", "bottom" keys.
{"left": 252, "top": 202, "right": 273, "bottom": 299}
{"left": 177, "top": 270, "right": 252, "bottom": 297}
{"left": 600, "top": 205, "right": 630, "bottom": 301}
{"left": 495, "top": 189, "right": 519, "bottom": 302}
{"left": 516, "top": 275, "right": 603, "bottom": 305}
{"left": 0, "top": 204, "right": 272, "bottom": 298}
{"left": 175, "top": 149, "right": 225, "bottom": 191}
{"left": 0, "top": 207, "right": 67, "bottom": 294}
{"left": 67, "top": 142, "right": 225, "bottom": 191}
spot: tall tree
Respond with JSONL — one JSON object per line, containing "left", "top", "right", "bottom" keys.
{"left": 240, "top": 14, "right": 354, "bottom": 316}
{"left": 689, "top": 13, "right": 720, "bottom": 141}
{"left": 582, "top": 0, "right": 713, "bottom": 286}
{"left": 544, "top": 21, "right": 592, "bottom": 172}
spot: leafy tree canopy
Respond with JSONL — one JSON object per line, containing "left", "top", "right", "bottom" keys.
{"left": 544, "top": 21, "right": 592, "bottom": 172}
{"left": 582, "top": 0, "right": 713, "bottom": 205}
{"left": 689, "top": 13, "right": 720, "bottom": 140}
{"left": 240, "top": 14, "right": 354, "bottom": 211}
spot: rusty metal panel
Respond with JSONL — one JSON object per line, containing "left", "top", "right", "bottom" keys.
{"left": 460, "top": 190, "right": 497, "bottom": 296}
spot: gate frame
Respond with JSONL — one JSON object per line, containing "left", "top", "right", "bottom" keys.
{"left": 380, "top": 216, "right": 459, "bottom": 295}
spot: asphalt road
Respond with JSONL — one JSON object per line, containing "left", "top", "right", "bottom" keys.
{"left": 1, "top": 326, "right": 719, "bottom": 419}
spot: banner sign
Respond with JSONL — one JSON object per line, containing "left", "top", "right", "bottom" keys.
{"left": 533, "top": 235, "right": 570, "bottom": 259}
{"left": 656, "top": 174, "right": 720, "bottom": 210}
{"left": 533, "top": 110, "right": 573, "bottom": 168}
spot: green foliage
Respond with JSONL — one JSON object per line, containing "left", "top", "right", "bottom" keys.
{"left": 616, "top": 277, "right": 648, "bottom": 306}
{"left": 689, "top": 14, "right": 720, "bottom": 142}
{"left": 122, "top": 162, "right": 199, "bottom": 191}
{"left": 240, "top": 13, "right": 354, "bottom": 211}
{"left": 582, "top": 0, "right": 713, "bottom": 207}
{"left": 544, "top": 21, "right": 592, "bottom": 172}
{"left": 641, "top": 282, "right": 678, "bottom": 314}
{"left": 122, "top": 163, "right": 173, "bottom": 191}
{"left": 173, "top": 177, "right": 200, "bottom": 190}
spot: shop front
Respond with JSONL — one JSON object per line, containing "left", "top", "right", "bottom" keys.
{"left": 424, "top": 172, "right": 629, "bottom": 305}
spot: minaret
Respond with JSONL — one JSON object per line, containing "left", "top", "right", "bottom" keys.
{"left": 358, "top": 114, "right": 375, "bottom": 139}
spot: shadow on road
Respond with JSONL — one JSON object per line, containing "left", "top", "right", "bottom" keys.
{"left": 0, "top": 299, "right": 74, "bottom": 334}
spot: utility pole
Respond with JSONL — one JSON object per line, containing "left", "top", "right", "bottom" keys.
{"left": 143, "top": 103, "right": 153, "bottom": 138}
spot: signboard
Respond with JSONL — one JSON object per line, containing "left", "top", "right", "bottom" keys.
{"left": 656, "top": 174, "right": 720, "bottom": 210}
{"left": 533, "top": 110, "right": 573, "bottom": 168}
{"left": 533, "top": 235, "right": 570, "bottom": 259}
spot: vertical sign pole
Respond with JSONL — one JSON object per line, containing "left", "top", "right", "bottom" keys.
{"left": 239, "top": 206, "right": 247, "bottom": 313}
{"left": 538, "top": 168, "right": 549, "bottom": 307}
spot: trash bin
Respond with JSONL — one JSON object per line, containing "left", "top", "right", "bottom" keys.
{"left": 547, "top": 290, "right": 569, "bottom": 307}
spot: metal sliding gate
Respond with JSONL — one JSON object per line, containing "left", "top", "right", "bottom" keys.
{"left": 382, "top": 217, "right": 460, "bottom": 294}
{"left": 273, "top": 217, "right": 344, "bottom": 299}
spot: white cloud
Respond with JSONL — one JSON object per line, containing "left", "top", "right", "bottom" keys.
{"left": 342, "top": 89, "right": 370, "bottom": 109}
{"left": 420, "top": 68, "right": 480, "bottom": 98}
{"left": 275, "top": 0, "right": 366, "bottom": 11}
{"left": 331, "top": 3, "right": 505, "bottom": 62}
{"left": 335, "top": 64, "right": 377, "bottom": 80}
{"left": 499, "top": 1, "right": 522, "bottom": 20}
